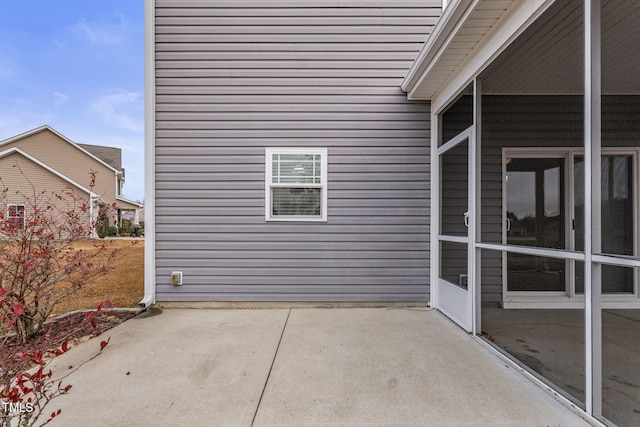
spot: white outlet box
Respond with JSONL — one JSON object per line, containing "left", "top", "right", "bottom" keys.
{"left": 170, "top": 271, "right": 183, "bottom": 286}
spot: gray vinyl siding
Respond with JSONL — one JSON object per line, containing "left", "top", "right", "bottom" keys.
{"left": 153, "top": 1, "right": 439, "bottom": 302}
{"left": 469, "top": 95, "right": 640, "bottom": 302}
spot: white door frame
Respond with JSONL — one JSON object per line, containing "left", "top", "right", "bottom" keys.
{"left": 432, "top": 80, "right": 481, "bottom": 334}
{"left": 435, "top": 127, "right": 474, "bottom": 332}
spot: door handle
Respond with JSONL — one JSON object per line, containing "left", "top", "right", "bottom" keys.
{"left": 506, "top": 218, "right": 511, "bottom": 232}
{"left": 464, "top": 211, "right": 469, "bottom": 227}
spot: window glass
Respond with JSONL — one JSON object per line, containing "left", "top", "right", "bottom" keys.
{"left": 272, "top": 188, "right": 321, "bottom": 217}
{"left": 440, "top": 240, "right": 468, "bottom": 289}
{"left": 440, "top": 140, "right": 468, "bottom": 236}
{"left": 272, "top": 154, "right": 321, "bottom": 184}
{"left": 506, "top": 157, "right": 565, "bottom": 249}
{"left": 7, "top": 204, "right": 25, "bottom": 230}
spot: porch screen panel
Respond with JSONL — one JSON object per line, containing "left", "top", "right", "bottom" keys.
{"left": 574, "top": 155, "right": 633, "bottom": 257}
{"left": 480, "top": 251, "right": 585, "bottom": 409}
{"left": 603, "top": 277, "right": 640, "bottom": 426}
{"left": 506, "top": 157, "right": 565, "bottom": 249}
{"left": 441, "top": 140, "right": 468, "bottom": 237}
{"left": 601, "top": 1, "right": 640, "bottom": 424}
{"left": 440, "top": 240, "right": 468, "bottom": 289}
{"left": 441, "top": 94, "right": 473, "bottom": 146}
{"left": 506, "top": 157, "right": 565, "bottom": 292}
{"left": 574, "top": 155, "right": 635, "bottom": 294}
{"left": 506, "top": 253, "right": 565, "bottom": 292}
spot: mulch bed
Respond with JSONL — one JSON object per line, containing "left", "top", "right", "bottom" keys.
{"left": 1, "top": 310, "right": 139, "bottom": 374}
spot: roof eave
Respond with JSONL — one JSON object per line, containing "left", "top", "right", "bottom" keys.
{"left": 402, "top": 0, "right": 556, "bottom": 109}
{"left": 0, "top": 125, "right": 120, "bottom": 174}
{"left": 401, "top": 0, "right": 478, "bottom": 100}
{"left": 116, "top": 196, "right": 144, "bottom": 209}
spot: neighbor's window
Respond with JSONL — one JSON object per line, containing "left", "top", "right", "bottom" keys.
{"left": 265, "top": 148, "right": 327, "bottom": 221}
{"left": 7, "top": 204, "right": 25, "bottom": 229}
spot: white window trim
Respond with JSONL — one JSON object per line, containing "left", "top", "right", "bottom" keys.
{"left": 7, "top": 204, "right": 26, "bottom": 229}
{"left": 265, "top": 148, "right": 328, "bottom": 222}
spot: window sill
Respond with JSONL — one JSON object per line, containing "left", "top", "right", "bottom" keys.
{"left": 266, "top": 216, "right": 327, "bottom": 223}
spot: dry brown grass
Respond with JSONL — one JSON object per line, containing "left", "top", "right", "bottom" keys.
{"left": 51, "top": 239, "right": 144, "bottom": 316}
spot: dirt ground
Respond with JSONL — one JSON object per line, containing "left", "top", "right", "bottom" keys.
{"left": 1, "top": 239, "right": 144, "bottom": 372}
{"left": 51, "top": 238, "right": 145, "bottom": 315}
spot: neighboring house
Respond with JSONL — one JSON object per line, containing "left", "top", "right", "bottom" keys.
{"left": 144, "top": 1, "right": 639, "bottom": 426}
{"left": 0, "top": 126, "right": 142, "bottom": 235}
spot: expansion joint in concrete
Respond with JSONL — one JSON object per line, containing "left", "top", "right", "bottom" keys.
{"left": 251, "top": 308, "right": 291, "bottom": 426}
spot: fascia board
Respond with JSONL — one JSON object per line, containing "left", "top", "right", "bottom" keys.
{"left": 0, "top": 125, "right": 120, "bottom": 174}
{"left": 116, "top": 196, "right": 144, "bottom": 209}
{"left": 0, "top": 125, "right": 49, "bottom": 145}
{"left": 401, "top": 0, "right": 478, "bottom": 98}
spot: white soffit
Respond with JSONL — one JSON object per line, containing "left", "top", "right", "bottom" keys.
{"left": 402, "top": 0, "right": 554, "bottom": 109}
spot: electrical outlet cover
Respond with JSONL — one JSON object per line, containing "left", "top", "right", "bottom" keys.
{"left": 170, "top": 271, "right": 182, "bottom": 286}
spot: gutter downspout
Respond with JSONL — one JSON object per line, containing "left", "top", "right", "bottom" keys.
{"left": 90, "top": 192, "right": 99, "bottom": 239}
{"left": 139, "top": 0, "right": 156, "bottom": 308}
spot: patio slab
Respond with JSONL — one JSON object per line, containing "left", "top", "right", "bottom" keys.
{"left": 48, "top": 308, "right": 288, "bottom": 426}
{"left": 47, "top": 308, "right": 594, "bottom": 426}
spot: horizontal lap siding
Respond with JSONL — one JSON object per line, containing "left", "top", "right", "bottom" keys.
{"left": 0, "top": 153, "right": 92, "bottom": 229}
{"left": 154, "top": 0, "right": 438, "bottom": 302}
{"left": 3, "top": 131, "right": 117, "bottom": 204}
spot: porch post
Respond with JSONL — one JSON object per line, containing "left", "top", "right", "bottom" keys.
{"left": 430, "top": 109, "right": 440, "bottom": 309}
{"left": 472, "top": 78, "right": 482, "bottom": 335}
{"left": 584, "top": 0, "right": 602, "bottom": 416}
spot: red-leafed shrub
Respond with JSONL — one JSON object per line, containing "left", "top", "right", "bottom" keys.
{"left": 0, "top": 306, "right": 111, "bottom": 427}
{"left": 0, "top": 169, "right": 120, "bottom": 343}
{"left": 0, "top": 168, "right": 125, "bottom": 426}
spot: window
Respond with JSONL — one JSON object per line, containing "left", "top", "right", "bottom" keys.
{"left": 265, "top": 148, "right": 327, "bottom": 221}
{"left": 7, "top": 204, "right": 25, "bottom": 230}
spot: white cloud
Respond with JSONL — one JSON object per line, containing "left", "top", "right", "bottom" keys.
{"left": 90, "top": 89, "right": 143, "bottom": 133}
{"left": 71, "top": 18, "right": 125, "bottom": 47}
{"left": 53, "top": 92, "right": 70, "bottom": 106}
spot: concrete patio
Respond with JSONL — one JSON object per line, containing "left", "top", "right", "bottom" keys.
{"left": 48, "top": 308, "right": 594, "bottom": 426}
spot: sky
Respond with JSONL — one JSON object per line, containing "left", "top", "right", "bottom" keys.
{"left": 0, "top": 1, "right": 144, "bottom": 202}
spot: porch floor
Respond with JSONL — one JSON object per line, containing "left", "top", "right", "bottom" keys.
{"left": 48, "top": 307, "right": 592, "bottom": 426}
{"left": 482, "top": 305, "right": 640, "bottom": 427}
